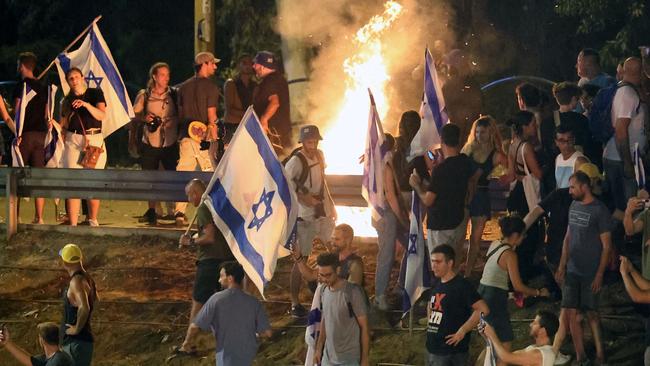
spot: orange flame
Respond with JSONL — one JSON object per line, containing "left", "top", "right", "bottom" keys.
{"left": 320, "top": 1, "right": 403, "bottom": 237}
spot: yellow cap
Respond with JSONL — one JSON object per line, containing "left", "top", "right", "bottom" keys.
{"left": 59, "top": 244, "right": 82, "bottom": 263}
{"left": 577, "top": 163, "right": 603, "bottom": 180}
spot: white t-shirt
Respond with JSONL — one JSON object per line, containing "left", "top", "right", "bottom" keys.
{"left": 284, "top": 150, "right": 325, "bottom": 219}
{"left": 603, "top": 85, "right": 648, "bottom": 161}
{"left": 521, "top": 344, "right": 555, "bottom": 366}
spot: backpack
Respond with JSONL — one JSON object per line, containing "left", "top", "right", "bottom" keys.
{"left": 281, "top": 147, "right": 324, "bottom": 193}
{"left": 588, "top": 82, "right": 640, "bottom": 144}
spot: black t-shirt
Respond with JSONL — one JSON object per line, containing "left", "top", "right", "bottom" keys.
{"left": 426, "top": 275, "right": 481, "bottom": 354}
{"left": 253, "top": 71, "right": 291, "bottom": 138}
{"left": 427, "top": 154, "right": 475, "bottom": 230}
{"left": 12, "top": 78, "right": 48, "bottom": 133}
{"left": 539, "top": 116, "right": 558, "bottom": 195}
{"left": 31, "top": 351, "right": 75, "bottom": 366}
{"left": 538, "top": 188, "right": 573, "bottom": 246}
{"left": 62, "top": 88, "right": 106, "bottom": 131}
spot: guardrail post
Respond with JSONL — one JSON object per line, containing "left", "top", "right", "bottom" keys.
{"left": 6, "top": 169, "right": 18, "bottom": 240}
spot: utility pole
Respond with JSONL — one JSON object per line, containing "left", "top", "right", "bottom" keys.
{"left": 195, "top": 0, "right": 215, "bottom": 54}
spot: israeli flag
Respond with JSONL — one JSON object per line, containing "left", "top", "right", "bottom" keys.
{"left": 401, "top": 192, "right": 431, "bottom": 313}
{"left": 409, "top": 47, "right": 448, "bottom": 160}
{"left": 204, "top": 106, "right": 298, "bottom": 296}
{"left": 44, "top": 85, "right": 64, "bottom": 168}
{"left": 362, "top": 89, "right": 387, "bottom": 223}
{"left": 11, "top": 84, "right": 37, "bottom": 167}
{"left": 634, "top": 142, "right": 646, "bottom": 190}
{"left": 54, "top": 23, "right": 134, "bottom": 137}
{"left": 304, "top": 283, "right": 323, "bottom": 366}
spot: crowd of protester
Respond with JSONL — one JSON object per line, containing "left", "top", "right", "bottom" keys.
{"left": 2, "top": 45, "right": 650, "bottom": 366}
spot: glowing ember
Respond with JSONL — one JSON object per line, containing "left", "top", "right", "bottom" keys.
{"left": 319, "top": 1, "right": 403, "bottom": 237}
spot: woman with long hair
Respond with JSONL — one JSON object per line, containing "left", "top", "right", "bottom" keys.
{"left": 461, "top": 116, "right": 507, "bottom": 276}
{"left": 60, "top": 67, "right": 107, "bottom": 226}
{"left": 505, "top": 110, "right": 543, "bottom": 282}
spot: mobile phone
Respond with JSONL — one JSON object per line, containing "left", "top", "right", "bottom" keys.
{"left": 427, "top": 150, "right": 436, "bottom": 161}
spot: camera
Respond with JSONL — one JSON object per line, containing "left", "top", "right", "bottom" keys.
{"left": 145, "top": 116, "right": 162, "bottom": 132}
{"left": 199, "top": 139, "right": 210, "bottom": 150}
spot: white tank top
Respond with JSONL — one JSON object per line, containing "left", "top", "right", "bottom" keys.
{"left": 479, "top": 240, "right": 511, "bottom": 291}
{"left": 522, "top": 344, "right": 555, "bottom": 366}
{"left": 555, "top": 151, "right": 584, "bottom": 189}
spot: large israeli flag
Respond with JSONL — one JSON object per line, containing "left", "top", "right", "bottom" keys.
{"left": 54, "top": 23, "right": 134, "bottom": 137}
{"left": 409, "top": 47, "right": 448, "bottom": 160}
{"left": 362, "top": 89, "right": 386, "bottom": 223}
{"left": 401, "top": 192, "right": 431, "bottom": 313}
{"left": 11, "top": 84, "right": 37, "bottom": 167}
{"left": 204, "top": 106, "right": 297, "bottom": 296}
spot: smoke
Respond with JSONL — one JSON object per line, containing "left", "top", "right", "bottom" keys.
{"left": 276, "top": 0, "right": 456, "bottom": 133}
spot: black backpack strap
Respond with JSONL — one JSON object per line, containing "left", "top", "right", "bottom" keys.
{"left": 486, "top": 243, "right": 510, "bottom": 262}
{"left": 294, "top": 151, "right": 310, "bottom": 192}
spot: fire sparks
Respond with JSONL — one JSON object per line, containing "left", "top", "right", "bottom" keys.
{"left": 318, "top": 1, "right": 404, "bottom": 237}
{"left": 321, "top": 0, "right": 403, "bottom": 175}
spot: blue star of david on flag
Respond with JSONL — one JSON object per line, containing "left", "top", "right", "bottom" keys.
{"left": 85, "top": 70, "right": 103, "bottom": 88}
{"left": 408, "top": 233, "right": 418, "bottom": 254}
{"left": 248, "top": 189, "right": 276, "bottom": 231}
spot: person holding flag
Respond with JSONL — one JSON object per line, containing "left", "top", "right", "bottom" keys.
{"left": 59, "top": 67, "right": 107, "bottom": 226}
{"left": 12, "top": 52, "right": 49, "bottom": 224}
{"left": 174, "top": 178, "right": 235, "bottom": 356}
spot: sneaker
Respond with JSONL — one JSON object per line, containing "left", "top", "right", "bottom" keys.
{"left": 161, "top": 213, "right": 176, "bottom": 221}
{"left": 290, "top": 304, "right": 307, "bottom": 318}
{"left": 88, "top": 219, "right": 99, "bottom": 227}
{"left": 554, "top": 352, "right": 571, "bottom": 365}
{"left": 175, "top": 211, "right": 187, "bottom": 227}
{"left": 374, "top": 294, "right": 390, "bottom": 311}
{"left": 138, "top": 208, "right": 157, "bottom": 225}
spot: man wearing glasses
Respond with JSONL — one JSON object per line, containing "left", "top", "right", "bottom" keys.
{"left": 313, "top": 253, "right": 370, "bottom": 366}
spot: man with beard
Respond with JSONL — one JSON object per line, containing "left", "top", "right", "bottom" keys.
{"left": 480, "top": 311, "right": 559, "bottom": 366}
{"left": 293, "top": 223, "right": 365, "bottom": 289}
{"left": 556, "top": 171, "right": 611, "bottom": 365}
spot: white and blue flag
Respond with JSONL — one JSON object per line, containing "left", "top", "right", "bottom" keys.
{"left": 11, "top": 84, "right": 37, "bottom": 167}
{"left": 635, "top": 142, "right": 646, "bottom": 190}
{"left": 204, "top": 106, "right": 297, "bottom": 296}
{"left": 401, "top": 192, "right": 431, "bottom": 313}
{"left": 44, "top": 85, "right": 64, "bottom": 168}
{"left": 410, "top": 47, "right": 448, "bottom": 159}
{"left": 54, "top": 23, "right": 134, "bottom": 137}
{"left": 362, "top": 89, "right": 387, "bottom": 223}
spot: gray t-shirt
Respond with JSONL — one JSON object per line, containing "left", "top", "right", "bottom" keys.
{"left": 567, "top": 199, "right": 611, "bottom": 277}
{"left": 321, "top": 280, "right": 368, "bottom": 364}
{"left": 177, "top": 76, "right": 219, "bottom": 138}
{"left": 194, "top": 287, "right": 271, "bottom": 366}
{"left": 31, "top": 351, "right": 74, "bottom": 366}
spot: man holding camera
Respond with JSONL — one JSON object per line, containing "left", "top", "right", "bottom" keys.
{"left": 132, "top": 62, "right": 179, "bottom": 225}
{"left": 0, "top": 322, "right": 74, "bottom": 366}
{"left": 285, "top": 125, "right": 336, "bottom": 317}
{"left": 174, "top": 51, "right": 220, "bottom": 226}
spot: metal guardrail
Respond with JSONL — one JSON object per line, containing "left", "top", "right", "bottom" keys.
{"left": 1, "top": 168, "right": 365, "bottom": 240}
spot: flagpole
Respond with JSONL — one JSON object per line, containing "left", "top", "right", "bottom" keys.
{"left": 37, "top": 15, "right": 103, "bottom": 80}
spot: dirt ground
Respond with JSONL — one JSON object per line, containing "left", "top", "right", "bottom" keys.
{"left": 0, "top": 213, "right": 646, "bottom": 365}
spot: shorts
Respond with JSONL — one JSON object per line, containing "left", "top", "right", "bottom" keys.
{"left": 427, "top": 226, "right": 463, "bottom": 256}
{"left": 426, "top": 352, "right": 467, "bottom": 366}
{"left": 561, "top": 272, "right": 599, "bottom": 311}
{"left": 192, "top": 259, "right": 223, "bottom": 303}
{"left": 469, "top": 188, "right": 491, "bottom": 218}
{"left": 140, "top": 143, "right": 178, "bottom": 171}
{"left": 62, "top": 339, "right": 94, "bottom": 366}
{"left": 18, "top": 131, "right": 46, "bottom": 167}
{"left": 296, "top": 217, "right": 335, "bottom": 256}
{"left": 478, "top": 284, "right": 513, "bottom": 342}
{"left": 62, "top": 131, "right": 107, "bottom": 169}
